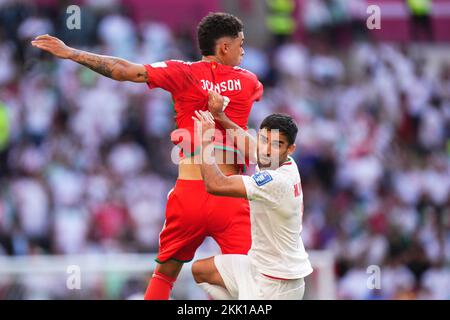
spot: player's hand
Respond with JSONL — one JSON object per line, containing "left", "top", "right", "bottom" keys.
{"left": 192, "top": 110, "right": 215, "bottom": 143}
{"left": 31, "top": 34, "right": 73, "bottom": 59}
{"left": 207, "top": 90, "right": 229, "bottom": 118}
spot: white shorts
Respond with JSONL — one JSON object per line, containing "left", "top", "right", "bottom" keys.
{"left": 214, "top": 254, "right": 305, "bottom": 300}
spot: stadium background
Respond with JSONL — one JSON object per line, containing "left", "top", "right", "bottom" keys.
{"left": 0, "top": 0, "right": 449, "bottom": 299}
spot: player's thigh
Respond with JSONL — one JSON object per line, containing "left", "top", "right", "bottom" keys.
{"left": 275, "top": 278, "right": 305, "bottom": 300}
{"left": 242, "top": 271, "right": 281, "bottom": 300}
{"left": 157, "top": 181, "right": 208, "bottom": 263}
{"left": 191, "top": 257, "right": 225, "bottom": 287}
{"left": 214, "top": 254, "right": 251, "bottom": 299}
{"left": 252, "top": 275, "right": 305, "bottom": 300}
{"left": 163, "top": 180, "right": 207, "bottom": 226}
{"left": 209, "top": 196, "right": 251, "bottom": 254}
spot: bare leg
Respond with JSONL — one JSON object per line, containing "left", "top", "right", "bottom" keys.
{"left": 155, "top": 259, "right": 184, "bottom": 279}
{"left": 192, "top": 257, "right": 233, "bottom": 300}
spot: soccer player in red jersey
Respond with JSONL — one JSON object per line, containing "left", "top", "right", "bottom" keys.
{"left": 32, "top": 12, "right": 263, "bottom": 299}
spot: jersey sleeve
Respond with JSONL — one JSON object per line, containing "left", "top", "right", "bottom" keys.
{"left": 242, "top": 170, "right": 289, "bottom": 204}
{"left": 251, "top": 80, "right": 264, "bottom": 102}
{"left": 143, "top": 60, "right": 190, "bottom": 94}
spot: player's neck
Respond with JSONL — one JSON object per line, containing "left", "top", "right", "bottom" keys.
{"left": 202, "top": 55, "right": 227, "bottom": 65}
{"left": 278, "top": 156, "right": 291, "bottom": 168}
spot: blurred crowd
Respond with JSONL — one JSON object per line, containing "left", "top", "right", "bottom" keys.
{"left": 0, "top": 1, "right": 449, "bottom": 300}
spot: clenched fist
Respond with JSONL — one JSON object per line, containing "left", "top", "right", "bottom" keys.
{"left": 207, "top": 90, "right": 230, "bottom": 117}
{"left": 31, "top": 34, "right": 73, "bottom": 59}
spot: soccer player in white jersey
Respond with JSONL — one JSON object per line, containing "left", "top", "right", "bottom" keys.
{"left": 190, "top": 95, "right": 313, "bottom": 300}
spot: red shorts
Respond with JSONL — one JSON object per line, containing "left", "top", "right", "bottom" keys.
{"left": 156, "top": 179, "right": 251, "bottom": 264}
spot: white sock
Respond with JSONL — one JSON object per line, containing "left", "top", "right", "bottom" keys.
{"left": 197, "top": 282, "right": 233, "bottom": 300}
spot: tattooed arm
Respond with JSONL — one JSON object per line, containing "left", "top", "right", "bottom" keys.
{"left": 69, "top": 49, "right": 148, "bottom": 82}
{"left": 31, "top": 34, "right": 148, "bottom": 83}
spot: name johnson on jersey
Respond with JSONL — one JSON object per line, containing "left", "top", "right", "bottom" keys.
{"left": 200, "top": 79, "right": 242, "bottom": 93}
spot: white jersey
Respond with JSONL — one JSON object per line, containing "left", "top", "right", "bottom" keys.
{"left": 241, "top": 157, "right": 313, "bottom": 279}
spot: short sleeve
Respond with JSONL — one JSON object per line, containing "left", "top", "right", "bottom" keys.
{"left": 143, "top": 60, "right": 190, "bottom": 94}
{"left": 242, "top": 170, "right": 289, "bottom": 204}
{"left": 251, "top": 80, "right": 264, "bottom": 102}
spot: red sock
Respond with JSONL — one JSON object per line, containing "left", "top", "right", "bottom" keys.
{"left": 144, "top": 271, "right": 176, "bottom": 300}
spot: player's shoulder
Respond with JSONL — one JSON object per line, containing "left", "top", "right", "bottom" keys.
{"left": 276, "top": 157, "right": 300, "bottom": 178}
{"left": 251, "top": 171, "right": 276, "bottom": 187}
{"left": 147, "top": 59, "right": 193, "bottom": 69}
{"left": 164, "top": 59, "right": 196, "bottom": 68}
{"left": 169, "top": 59, "right": 193, "bottom": 64}
{"left": 230, "top": 66, "right": 259, "bottom": 82}
{"left": 251, "top": 168, "right": 287, "bottom": 188}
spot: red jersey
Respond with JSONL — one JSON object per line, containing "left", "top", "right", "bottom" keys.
{"left": 143, "top": 60, "right": 263, "bottom": 168}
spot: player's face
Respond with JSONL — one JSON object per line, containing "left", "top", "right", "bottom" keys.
{"left": 222, "top": 32, "right": 245, "bottom": 66}
{"left": 256, "top": 129, "right": 296, "bottom": 170}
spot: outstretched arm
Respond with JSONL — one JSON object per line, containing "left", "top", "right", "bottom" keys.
{"left": 31, "top": 34, "right": 148, "bottom": 83}
{"left": 207, "top": 90, "right": 257, "bottom": 164}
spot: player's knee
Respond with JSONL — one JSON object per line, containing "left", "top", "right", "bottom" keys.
{"left": 191, "top": 260, "right": 207, "bottom": 284}
{"left": 155, "top": 259, "right": 183, "bottom": 279}
{"left": 191, "top": 261, "right": 203, "bottom": 283}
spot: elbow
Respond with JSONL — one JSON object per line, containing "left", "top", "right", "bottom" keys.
{"left": 113, "top": 67, "right": 127, "bottom": 81}
{"left": 112, "top": 61, "right": 130, "bottom": 81}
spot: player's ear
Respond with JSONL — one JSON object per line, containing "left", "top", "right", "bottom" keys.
{"left": 287, "top": 143, "right": 296, "bottom": 155}
{"left": 217, "top": 38, "right": 227, "bottom": 55}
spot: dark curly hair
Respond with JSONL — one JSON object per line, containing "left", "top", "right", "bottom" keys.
{"left": 260, "top": 114, "right": 298, "bottom": 145}
{"left": 197, "top": 12, "right": 243, "bottom": 56}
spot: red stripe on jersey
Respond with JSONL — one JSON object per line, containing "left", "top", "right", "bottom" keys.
{"left": 294, "top": 183, "right": 300, "bottom": 197}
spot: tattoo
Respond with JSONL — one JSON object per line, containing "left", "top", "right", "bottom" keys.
{"left": 70, "top": 49, "right": 148, "bottom": 82}
{"left": 136, "top": 71, "right": 148, "bottom": 82}
{"left": 71, "top": 49, "right": 120, "bottom": 79}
